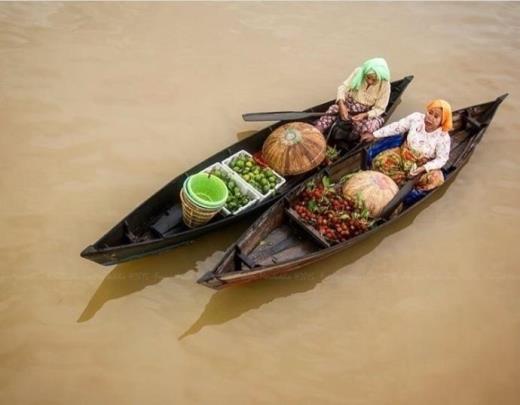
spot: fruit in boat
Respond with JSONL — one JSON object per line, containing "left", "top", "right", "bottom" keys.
{"left": 208, "top": 167, "right": 251, "bottom": 213}
{"left": 228, "top": 153, "right": 282, "bottom": 195}
{"left": 290, "top": 179, "right": 372, "bottom": 244}
{"left": 342, "top": 170, "right": 398, "bottom": 217}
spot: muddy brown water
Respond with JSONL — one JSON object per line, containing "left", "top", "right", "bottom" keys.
{"left": 1, "top": 3, "right": 519, "bottom": 404}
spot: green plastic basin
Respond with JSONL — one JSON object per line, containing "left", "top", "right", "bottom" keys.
{"left": 184, "top": 173, "right": 228, "bottom": 209}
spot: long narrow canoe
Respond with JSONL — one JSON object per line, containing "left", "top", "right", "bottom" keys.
{"left": 81, "top": 76, "right": 413, "bottom": 266}
{"left": 198, "top": 94, "right": 508, "bottom": 289}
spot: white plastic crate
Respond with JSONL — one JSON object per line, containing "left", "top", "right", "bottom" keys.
{"left": 222, "top": 150, "right": 286, "bottom": 199}
{"left": 200, "top": 162, "right": 260, "bottom": 216}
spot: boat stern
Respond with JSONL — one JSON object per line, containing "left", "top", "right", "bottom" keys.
{"left": 197, "top": 271, "right": 226, "bottom": 289}
{"left": 80, "top": 245, "right": 121, "bottom": 266}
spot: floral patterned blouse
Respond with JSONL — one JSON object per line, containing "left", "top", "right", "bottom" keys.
{"left": 373, "top": 112, "right": 451, "bottom": 172}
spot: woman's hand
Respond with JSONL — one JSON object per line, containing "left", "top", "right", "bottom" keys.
{"left": 360, "top": 132, "right": 375, "bottom": 143}
{"left": 338, "top": 100, "right": 349, "bottom": 121}
{"left": 351, "top": 112, "right": 368, "bottom": 122}
{"left": 409, "top": 166, "right": 426, "bottom": 177}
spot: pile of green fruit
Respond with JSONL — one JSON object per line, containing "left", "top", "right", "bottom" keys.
{"left": 228, "top": 154, "right": 281, "bottom": 195}
{"left": 208, "top": 167, "right": 251, "bottom": 213}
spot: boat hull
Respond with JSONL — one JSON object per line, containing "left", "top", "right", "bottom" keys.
{"left": 198, "top": 95, "right": 508, "bottom": 289}
{"left": 81, "top": 77, "right": 414, "bottom": 266}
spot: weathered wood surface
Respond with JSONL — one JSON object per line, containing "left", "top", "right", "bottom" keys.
{"left": 198, "top": 94, "right": 508, "bottom": 289}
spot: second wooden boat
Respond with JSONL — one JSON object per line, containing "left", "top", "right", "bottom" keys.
{"left": 198, "top": 94, "right": 507, "bottom": 289}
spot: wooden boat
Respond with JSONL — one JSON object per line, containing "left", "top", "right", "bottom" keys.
{"left": 81, "top": 76, "right": 414, "bottom": 266}
{"left": 198, "top": 94, "right": 508, "bottom": 289}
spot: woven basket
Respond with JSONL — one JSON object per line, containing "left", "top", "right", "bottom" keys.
{"left": 180, "top": 188, "right": 222, "bottom": 228}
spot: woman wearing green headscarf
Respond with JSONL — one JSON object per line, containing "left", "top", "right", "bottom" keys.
{"left": 315, "top": 57, "right": 391, "bottom": 138}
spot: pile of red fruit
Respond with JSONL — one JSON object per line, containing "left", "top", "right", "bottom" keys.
{"left": 291, "top": 179, "right": 371, "bottom": 244}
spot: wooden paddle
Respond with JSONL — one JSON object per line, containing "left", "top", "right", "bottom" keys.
{"left": 378, "top": 174, "right": 422, "bottom": 220}
{"left": 242, "top": 111, "right": 337, "bottom": 122}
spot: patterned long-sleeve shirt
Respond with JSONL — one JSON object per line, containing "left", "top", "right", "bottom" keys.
{"left": 373, "top": 112, "right": 451, "bottom": 172}
{"left": 336, "top": 67, "right": 391, "bottom": 119}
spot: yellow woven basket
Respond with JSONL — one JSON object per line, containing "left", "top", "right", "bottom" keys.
{"left": 180, "top": 188, "right": 222, "bottom": 228}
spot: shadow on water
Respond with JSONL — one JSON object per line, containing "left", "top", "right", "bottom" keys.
{"left": 78, "top": 129, "right": 260, "bottom": 323}
{"left": 179, "top": 183, "right": 453, "bottom": 340}
{"left": 77, "top": 220, "right": 250, "bottom": 323}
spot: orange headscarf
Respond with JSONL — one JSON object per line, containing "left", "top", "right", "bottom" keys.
{"left": 426, "top": 99, "right": 453, "bottom": 132}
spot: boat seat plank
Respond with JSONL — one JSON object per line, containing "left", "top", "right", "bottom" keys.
{"left": 249, "top": 225, "right": 293, "bottom": 255}
{"left": 256, "top": 241, "right": 320, "bottom": 266}
{"left": 150, "top": 205, "right": 183, "bottom": 237}
{"left": 285, "top": 208, "right": 331, "bottom": 248}
{"left": 236, "top": 250, "right": 257, "bottom": 269}
{"left": 241, "top": 222, "right": 323, "bottom": 268}
{"left": 249, "top": 225, "right": 301, "bottom": 262}
{"left": 466, "top": 115, "right": 483, "bottom": 130}
{"left": 124, "top": 221, "right": 141, "bottom": 243}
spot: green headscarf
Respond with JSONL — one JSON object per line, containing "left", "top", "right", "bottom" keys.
{"left": 349, "top": 58, "right": 390, "bottom": 90}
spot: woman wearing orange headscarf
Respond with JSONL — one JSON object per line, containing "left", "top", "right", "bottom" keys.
{"left": 360, "top": 99, "right": 453, "bottom": 191}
